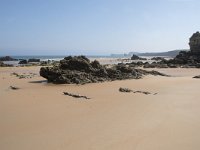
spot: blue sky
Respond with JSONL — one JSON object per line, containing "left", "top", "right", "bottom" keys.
{"left": 0, "top": 0, "right": 200, "bottom": 55}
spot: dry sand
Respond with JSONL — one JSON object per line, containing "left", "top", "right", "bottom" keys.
{"left": 1, "top": 66, "right": 200, "bottom": 150}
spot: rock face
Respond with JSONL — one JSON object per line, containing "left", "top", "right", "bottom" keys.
{"left": 40, "top": 56, "right": 168, "bottom": 84}
{"left": 168, "top": 31, "right": 200, "bottom": 66}
{"left": 189, "top": 31, "right": 200, "bottom": 54}
{"left": 0, "top": 56, "right": 17, "bottom": 61}
{"left": 141, "top": 31, "right": 200, "bottom": 68}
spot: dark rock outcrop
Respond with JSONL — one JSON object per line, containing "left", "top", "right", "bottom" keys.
{"left": 189, "top": 31, "right": 200, "bottom": 54}
{"left": 28, "top": 58, "right": 40, "bottom": 63}
{"left": 40, "top": 56, "right": 168, "bottom": 84}
{"left": 119, "top": 87, "right": 132, "bottom": 92}
{"left": 119, "top": 87, "right": 157, "bottom": 95}
{"left": 19, "top": 59, "right": 28, "bottom": 64}
{"left": 160, "top": 50, "right": 200, "bottom": 67}
{"left": 151, "top": 57, "right": 166, "bottom": 61}
{"left": 131, "top": 54, "right": 147, "bottom": 60}
{"left": 0, "top": 56, "right": 17, "bottom": 61}
{"left": 162, "top": 32, "right": 200, "bottom": 67}
{"left": 63, "top": 92, "right": 91, "bottom": 99}
{"left": 193, "top": 75, "right": 200, "bottom": 79}
{"left": 140, "top": 31, "right": 200, "bottom": 68}
{"left": 0, "top": 61, "right": 13, "bottom": 67}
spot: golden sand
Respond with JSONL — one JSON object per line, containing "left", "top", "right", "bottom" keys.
{"left": 1, "top": 67, "right": 200, "bottom": 150}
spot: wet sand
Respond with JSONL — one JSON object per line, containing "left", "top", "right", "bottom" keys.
{"left": 1, "top": 67, "right": 200, "bottom": 150}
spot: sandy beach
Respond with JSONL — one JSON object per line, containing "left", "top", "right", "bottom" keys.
{"left": 1, "top": 66, "right": 200, "bottom": 150}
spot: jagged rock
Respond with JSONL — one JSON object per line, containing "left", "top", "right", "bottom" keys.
{"left": 168, "top": 32, "right": 200, "bottom": 66}
{"left": 0, "top": 56, "right": 17, "bottom": 61}
{"left": 119, "top": 87, "right": 132, "bottom": 92}
{"left": 40, "top": 56, "right": 168, "bottom": 84}
{"left": 142, "top": 32, "right": 200, "bottom": 68}
{"left": 131, "top": 54, "right": 147, "bottom": 60}
{"left": 19, "top": 60, "right": 28, "bottom": 64}
{"left": 131, "top": 54, "right": 140, "bottom": 60}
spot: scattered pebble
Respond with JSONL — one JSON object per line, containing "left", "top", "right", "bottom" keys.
{"left": 10, "top": 86, "right": 20, "bottom": 90}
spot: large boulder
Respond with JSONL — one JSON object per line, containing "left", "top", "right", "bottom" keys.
{"left": 40, "top": 56, "right": 110, "bottom": 84}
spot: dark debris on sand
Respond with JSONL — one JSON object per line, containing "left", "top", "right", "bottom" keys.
{"left": 119, "top": 87, "right": 157, "bottom": 95}
{"left": 63, "top": 92, "right": 91, "bottom": 99}
{"left": 193, "top": 75, "right": 200, "bottom": 79}
{"left": 11, "top": 72, "right": 37, "bottom": 79}
{"left": 10, "top": 86, "right": 20, "bottom": 90}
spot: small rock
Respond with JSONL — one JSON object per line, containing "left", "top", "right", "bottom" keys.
{"left": 63, "top": 92, "right": 90, "bottom": 99}
{"left": 119, "top": 87, "right": 132, "bottom": 92}
{"left": 19, "top": 60, "right": 28, "bottom": 64}
{"left": 10, "top": 86, "right": 20, "bottom": 90}
{"left": 193, "top": 75, "right": 200, "bottom": 78}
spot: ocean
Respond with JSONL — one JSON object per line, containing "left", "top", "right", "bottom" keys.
{"left": 1, "top": 55, "right": 131, "bottom": 66}
{"left": 3, "top": 55, "right": 125, "bottom": 60}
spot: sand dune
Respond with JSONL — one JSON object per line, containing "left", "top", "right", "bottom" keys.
{"left": 1, "top": 67, "right": 200, "bottom": 150}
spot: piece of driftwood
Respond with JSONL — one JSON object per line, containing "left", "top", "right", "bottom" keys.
{"left": 10, "top": 86, "right": 20, "bottom": 90}
{"left": 63, "top": 92, "right": 91, "bottom": 99}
